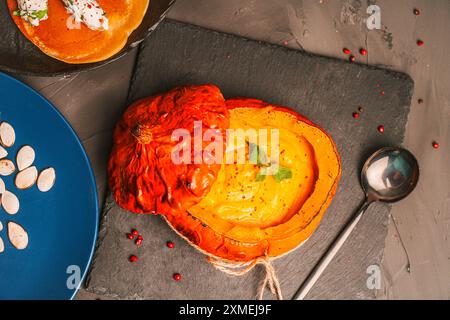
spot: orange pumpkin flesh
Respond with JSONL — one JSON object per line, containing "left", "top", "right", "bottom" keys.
{"left": 108, "top": 85, "right": 229, "bottom": 214}
{"left": 7, "top": 0, "right": 149, "bottom": 64}
{"left": 164, "top": 99, "right": 341, "bottom": 262}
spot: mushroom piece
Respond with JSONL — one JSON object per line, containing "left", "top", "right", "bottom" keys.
{"left": 0, "top": 146, "right": 7, "bottom": 159}
{"left": 16, "top": 145, "right": 35, "bottom": 171}
{"left": 0, "top": 159, "right": 16, "bottom": 176}
{"left": 8, "top": 222, "right": 28, "bottom": 250}
{"left": 15, "top": 166, "right": 38, "bottom": 189}
{"left": 0, "top": 122, "right": 16, "bottom": 148}
{"left": 37, "top": 167, "right": 56, "bottom": 192}
{"left": 2, "top": 191, "right": 20, "bottom": 215}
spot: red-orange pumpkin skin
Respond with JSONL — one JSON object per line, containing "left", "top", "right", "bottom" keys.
{"left": 108, "top": 85, "right": 229, "bottom": 214}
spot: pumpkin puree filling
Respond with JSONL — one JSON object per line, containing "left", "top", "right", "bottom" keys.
{"left": 188, "top": 107, "right": 319, "bottom": 231}
{"left": 164, "top": 98, "right": 341, "bottom": 261}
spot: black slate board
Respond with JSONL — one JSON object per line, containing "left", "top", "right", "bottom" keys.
{"left": 86, "top": 19, "right": 413, "bottom": 299}
{"left": 0, "top": 0, "right": 175, "bottom": 76}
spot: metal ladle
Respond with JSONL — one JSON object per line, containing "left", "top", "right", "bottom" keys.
{"left": 293, "top": 147, "right": 419, "bottom": 300}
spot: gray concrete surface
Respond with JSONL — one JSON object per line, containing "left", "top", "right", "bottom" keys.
{"left": 16, "top": 0, "right": 450, "bottom": 299}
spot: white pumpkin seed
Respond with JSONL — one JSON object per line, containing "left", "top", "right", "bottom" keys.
{"left": 0, "top": 122, "right": 16, "bottom": 147}
{"left": 0, "top": 236, "right": 4, "bottom": 253}
{"left": 8, "top": 222, "right": 28, "bottom": 250}
{"left": 0, "top": 221, "right": 3, "bottom": 231}
{"left": 0, "top": 146, "right": 7, "bottom": 159}
{"left": 2, "top": 191, "right": 19, "bottom": 215}
{"left": 0, "top": 178, "right": 5, "bottom": 194}
{"left": 15, "top": 166, "right": 38, "bottom": 189}
{"left": 0, "top": 159, "right": 15, "bottom": 176}
{"left": 16, "top": 145, "right": 35, "bottom": 171}
{"left": 37, "top": 167, "right": 56, "bottom": 192}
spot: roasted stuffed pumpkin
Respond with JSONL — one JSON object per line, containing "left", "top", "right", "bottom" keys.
{"left": 109, "top": 88, "right": 341, "bottom": 262}
{"left": 7, "top": 0, "right": 149, "bottom": 64}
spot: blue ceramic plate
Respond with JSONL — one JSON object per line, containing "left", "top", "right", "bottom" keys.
{"left": 0, "top": 72, "right": 98, "bottom": 300}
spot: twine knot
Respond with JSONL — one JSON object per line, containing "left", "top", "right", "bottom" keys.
{"left": 208, "top": 256, "right": 283, "bottom": 300}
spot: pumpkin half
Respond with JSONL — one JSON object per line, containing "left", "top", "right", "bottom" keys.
{"left": 164, "top": 98, "right": 341, "bottom": 262}
{"left": 108, "top": 85, "right": 229, "bottom": 214}
{"left": 7, "top": 0, "right": 149, "bottom": 64}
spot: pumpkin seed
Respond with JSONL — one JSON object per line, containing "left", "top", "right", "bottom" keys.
{"left": 8, "top": 222, "right": 28, "bottom": 250}
{"left": 16, "top": 145, "right": 35, "bottom": 171}
{"left": 2, "top": 191, "right": 20, "bottom": 215}
{"left": 0, "top": 178, "right": 5, "bottom": 194}
{"left": 37, "top": 167, "right": 56, "bottom": 192}
{"left": 0, "top": 221, "right": 3, "bottom": 253}
{"left": 0, "top": 159, "right": 15, "bottom": 176}
{"left": 0, "top": 122, "right": 16, "bottom": 147}
{"left": 0, "top": 146, "right": 7, "bottom": 159}
{"left": 15, "top": 166, "right": 38, "bottom": 189}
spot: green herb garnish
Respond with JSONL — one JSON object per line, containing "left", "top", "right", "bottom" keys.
{"left": 255, "top": 170, "right": 266, "bottom": 182}
{"left": 274, "top": 166, "right": 293, "bottom": 182}
{"left": 249, "top": 142, "right": 268, "bottom": 166}
{"left": 34, "top": 9, "right": 48, "bottom": 20}
{"left": 249, "top": 143, "right": 292, "bottom": 182}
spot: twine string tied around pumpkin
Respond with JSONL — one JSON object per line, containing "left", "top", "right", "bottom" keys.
{"left": 207, "top": 256, "right": 283, "bottom": 300}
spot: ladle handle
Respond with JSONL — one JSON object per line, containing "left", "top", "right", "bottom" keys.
{"left": 292, "top": 200, "right": 371, "bottom": 300}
